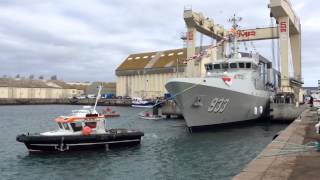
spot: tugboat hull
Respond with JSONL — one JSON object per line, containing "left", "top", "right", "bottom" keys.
{"left": 16, "top": 129, "right": 144, "bottom": 152}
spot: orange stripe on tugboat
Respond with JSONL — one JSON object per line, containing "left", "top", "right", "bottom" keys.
{"left": 55, "top": 116, "right": 105, "bottom": 123}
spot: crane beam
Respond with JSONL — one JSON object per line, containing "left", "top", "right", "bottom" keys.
{"left": 237, "top": 27, "right": 278, "bottom": 41}
{"left": 184, "top": 11, "right": 280, "bottom": 42}
{"left": 184, "top": 10, "right": 225, "bottom": 40}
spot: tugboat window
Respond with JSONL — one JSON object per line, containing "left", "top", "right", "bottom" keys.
{"left": 246, "top": 63, "right": 251, "bottom": 69}
{"left": 58, "top": 123, "right": 63, "bottom": 129}
{"left": 222, "top": 63, "right": 229, "bottom": 69}
{"left": 239, "top": 63, "right": 245, "bottom": 68}
{"left": 71, "top": 122, "right": 83, "bottom": 132}
{"left": 205, "top": 64, "right": 209, "bottom": 71}
{"left": 63, "top": 123, "right": 70, "bottom": 130}
{"left": 205, "top": 64, "right": 212, "bottom": 71}
{"left": 85, "top": 122, "right": 97, "bottom": 129}
{"left": 230, "top": 63, "right": 237, "bottom": 69}
{"left": 213, "top": 64, "right": 221, "bottom": 69}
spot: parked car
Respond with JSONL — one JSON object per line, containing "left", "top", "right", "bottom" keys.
{"left": 123, "top": 96, "right": 131, "bottom": 100}
{"left": 101, "top": 93, "right": 116, "bottom": 99}
{"left": 164, "top": 93, "right": 171, "bottom": 99}
{"left": 76, "top": 95, "right": 86, "bottom": 99}
{"left": 87, "top": 94, "right": 96, "bottom": 99}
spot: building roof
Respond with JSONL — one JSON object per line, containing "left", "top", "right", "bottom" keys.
{"left": 0, "top": 78, "right": 52, "bottom": 88}
{"left": 88, "top": 82, "right": 116, "bottom": 88}
{"left": 0, "top": 78, "right": 82, "bottom": 89}
{"left": 70, "top": 84, "right": 87, "bottom": 91}
{"left": 116, "top": 48, "right": 187, "bottom": 71}
{"left": 86, "top": 82, "right": 116, "bottom": 95}
{"left": 47, "top": 80, "right": 75, "bottom": 89}
{"left": 116, "top": 47, "right": 272, "bottom": 76}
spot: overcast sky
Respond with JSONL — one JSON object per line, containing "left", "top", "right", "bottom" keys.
{"left": 0, "top": 0, "right": 317, "bottom": 86}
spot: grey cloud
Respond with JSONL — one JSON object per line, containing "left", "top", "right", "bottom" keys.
{"left": 0, "top": 0, "right": 317, "bottom": 86}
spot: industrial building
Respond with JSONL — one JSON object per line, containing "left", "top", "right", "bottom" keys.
{"left": 116, "top": 48, "right": 188, "bottom": 98}
{"left": 86, "top": 82, "right": 116, "bottom": 95}
{"left": 0, "top": 78, "right": 84, "bottom": 99}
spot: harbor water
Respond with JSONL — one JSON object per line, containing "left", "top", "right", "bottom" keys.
{"left": 0, "top": 105, "right": 286, "bottom": 180}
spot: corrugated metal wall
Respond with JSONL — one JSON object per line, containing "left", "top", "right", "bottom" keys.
{"left": 116, "top": 72, "right": 185, "bottom": 98}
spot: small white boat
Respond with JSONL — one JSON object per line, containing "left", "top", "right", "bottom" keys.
{"left": 132, "top": 97, "right": 155, "bottom": 108}
{"left": 138, "top": 112, "right": 164, "bottom": 120}
{"left": 102, "top": 107, "right": 120, "bottom": 118}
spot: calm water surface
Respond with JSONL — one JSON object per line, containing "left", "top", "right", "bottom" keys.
{"left": 0, "top": 105, "right": 286, "bottom": 180}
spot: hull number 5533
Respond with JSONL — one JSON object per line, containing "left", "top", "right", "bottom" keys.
{"left": 208, "top": 98, "right": 230, "bottom": 113}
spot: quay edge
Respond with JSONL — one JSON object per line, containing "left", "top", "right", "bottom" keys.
{"left": 0, "top": 98, "right": 132, "bottom": 106}
{"left": 233, "top": 108, "right": 320, "bottom": 180}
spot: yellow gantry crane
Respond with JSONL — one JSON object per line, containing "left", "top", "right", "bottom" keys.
{"left": 184, "top": 0, "right": 303, "bottom": 103}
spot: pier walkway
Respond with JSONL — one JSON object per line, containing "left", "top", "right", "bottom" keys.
{"left": 233, "top": 108, "right": 320, "bottom": 180}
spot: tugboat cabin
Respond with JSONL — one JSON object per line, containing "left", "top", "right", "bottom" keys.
{"left": 55, "top": 115, "right": 106, "bottom": 134}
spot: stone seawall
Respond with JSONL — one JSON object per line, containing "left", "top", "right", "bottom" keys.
{"left": 0, "top": 98, "right": 132, "bottom": 106}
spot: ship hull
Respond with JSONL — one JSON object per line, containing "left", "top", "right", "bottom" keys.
{"left": 166, "top": 81, "right": 270, "bottom": 128}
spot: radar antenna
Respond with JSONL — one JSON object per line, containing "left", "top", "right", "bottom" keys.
{"left": 228, "top": 14, "right": 242, "bottom": 30}
{"left": 228, "top": 14, "right": 242, "bottom": 58}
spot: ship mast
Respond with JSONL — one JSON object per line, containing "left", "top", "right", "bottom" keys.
{"left": 93, "top": 84, "right": 102, "bottom": 112}
{"left": 228, "top": 14, "right": 242, "bottom": 58}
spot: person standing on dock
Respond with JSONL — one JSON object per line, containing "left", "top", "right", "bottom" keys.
{"left": 152, "top": 98, "right": 161, "bottom": 116}
{"left": 310, "top": 96, "right": 314, "bottom": 107}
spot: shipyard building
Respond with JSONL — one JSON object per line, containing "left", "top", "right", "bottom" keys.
{"left": 0, "top": 78, "right": 84, "bottom": 99}
{"left": 86, "top": 82, "right": 116, "bottom": 95}
{"left": 115, "top": 48, "right": 188, "bottom": 98}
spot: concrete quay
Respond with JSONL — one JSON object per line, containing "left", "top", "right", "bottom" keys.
{"left": 0, "top": 98, "right": 132, "bottom": 106}
{"left": 271, "top": 103, "right": 308, "bottom": 122}
{"left": 233, "top": 108, "right": 320, "bottom": 180}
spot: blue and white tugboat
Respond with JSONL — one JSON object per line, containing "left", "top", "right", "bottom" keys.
{"left": 16, "top": 87, "right": 144, "bottom": 152}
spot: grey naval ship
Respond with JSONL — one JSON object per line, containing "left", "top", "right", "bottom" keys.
{"left": 166, "top": 16, "right": 276, "bottom": 129}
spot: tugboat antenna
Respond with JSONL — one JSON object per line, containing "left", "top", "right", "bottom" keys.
{"left": 93, "top": 84, "right": 102, "bottom": 112}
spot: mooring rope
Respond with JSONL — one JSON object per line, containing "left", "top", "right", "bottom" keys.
{"left": 152, "top": 79, "right": 205, "bottom": 108}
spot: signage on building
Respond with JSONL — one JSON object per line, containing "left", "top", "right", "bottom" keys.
{"left": 188, "top": 31, "right": 193, "bottom": 41}
{"left": 238, "top": 30, "right": 256, "bottom": 38}
{"left": 280, "top": 22, "right": 287, "bottom": 32}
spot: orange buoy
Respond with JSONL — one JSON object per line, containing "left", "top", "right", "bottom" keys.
{"left": 82, "top": 126, "right": 92, "bottom": 135}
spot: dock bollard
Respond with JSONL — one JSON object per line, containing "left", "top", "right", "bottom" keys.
{"left": 315, "top": 122, "right": 320, "bottom": 134}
